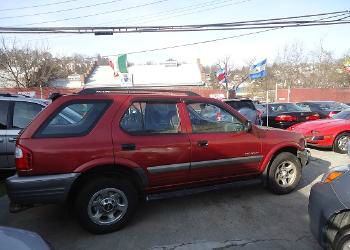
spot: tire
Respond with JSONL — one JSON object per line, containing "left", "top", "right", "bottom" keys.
{"left": 75, "top": 177, "right": 138, "bottom": 234}
{"left": 333, "top": 133, "right": 350, "bottom": 154}
{"left": 267, "top": 152, "right": 302, "bottom": 194}
{"left": 334, "top": 228, "right": 350, "bottom": 250}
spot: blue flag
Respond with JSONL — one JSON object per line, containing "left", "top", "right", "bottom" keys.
{"left": 249, "top": 59, "right": 267, "bottom": 80}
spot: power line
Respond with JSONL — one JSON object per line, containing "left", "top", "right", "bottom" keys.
{"left": 13, "top": 0, "right": 171, "bottom": 27}
{"left": 97, "top": 0, "right": 251, "bottom": 26}
{"left": 0, "top": 0, "right": 121, "bottom": 20}
{"left": 1, "top": 11, "right": 349, "bottom": 33}
{"left": 0, "top": 0, "right": 82, "bottom": 12}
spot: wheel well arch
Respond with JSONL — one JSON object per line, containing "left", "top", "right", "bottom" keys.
{"left": 68, "top": 165, "right": 147, "bottom": 202}
{"left": 324, "top": 209, "right": 350, "bottom": 246}
{"left": 262, "top": 146, "right": 298, "bottom": 185}
{"left": 333, "top": 131, "right": 350, "bottom": 143}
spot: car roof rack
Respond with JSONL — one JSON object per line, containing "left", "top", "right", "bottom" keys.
{"left": 79, "top": 87, "right": 200, "bottom": 96}
{"left": 0, "top": 93, "right": 31, "bottom": 98}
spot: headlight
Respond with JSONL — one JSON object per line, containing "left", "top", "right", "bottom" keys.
{"left": 321, "top": 165, "right": 350, "bottom": 183}
{"left": 311, "top": 130, "right": 320, "bottom": 135}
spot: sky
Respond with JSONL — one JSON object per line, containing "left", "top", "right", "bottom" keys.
{"left": 1, "top": 0, "right": 349, "bottom": 67}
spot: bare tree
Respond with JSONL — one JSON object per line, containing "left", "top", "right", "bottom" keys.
{"left": 0, "top": 38, "right": 65, "bottom": 88}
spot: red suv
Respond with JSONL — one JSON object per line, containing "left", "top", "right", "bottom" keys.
{"left": 6, "top": 88, "right": 308, "bottom": 234}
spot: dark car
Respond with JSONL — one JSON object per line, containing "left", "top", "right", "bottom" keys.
{"left": 308, "top": 145, "right": 350, "bottom": 249}
{"left": 223, "top": 99, "right": 262, "bottom": 125}
{"left": 297, "top": 101, "right": 349, "bottom": 119}
{"left": 7, "top": 87, "right": 308, "bottom": 234}
{"left": 261, "top": 102, "right": 320, "bottom": 129}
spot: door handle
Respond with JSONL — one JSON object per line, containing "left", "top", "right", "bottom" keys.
{"left": 197, "top": 140, "right": 208, "bottom": 147}
{"left": 8, "top": 137, "right": 17, "bottom": 142}
{"left": 121, "top": 143, "right": 136, "bottom": 151}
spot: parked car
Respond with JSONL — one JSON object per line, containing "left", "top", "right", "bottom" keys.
{"left": 308, "top": 144, "right": 350, "bottom": 249}
{"left": 7, "top": 87, "right": 309, "bottom": 234}
{"left": 0, "top": 226, "right": 51, "bottom": 250}
{"left": 0, "top": 94, "right": 48, "bottom": 170}
{"left": 261, "top": 102, "right": 320, "bottom": 129}
{"left": 223, "top": 99, "right": 262, "bottom": 125}
{"left": 288, "top": 109, "right": 350, "bottom": 154}
{"left": 296, "top": 101, "right": 348, "bottom": 119}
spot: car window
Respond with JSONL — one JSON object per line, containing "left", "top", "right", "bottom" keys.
{"left": 316, "top": 102, "right": 344, "bottom": 111}
{"left": 225, "top": 100, "right": 255, "bottom": 110}
{"left": 121, "top": 102, "right": 180, "bottom": 134}
{"left": 0, "top": 101, "right": 9, "bottom": 129}
{"left": 36, "top": 101, "right": 110, "bottom": 137}
{"left": 333, "top": 110, "right": 350, "bottom": 120}
{"left": 186, "top": 103, "right": 245, "bottom": 133}
{"left": 296, "top": 103, "right": 311, "bottom": 111}
{"left": 269, "top": 103, "right": 305, "bottom": 112}
{"left": 12, "top": 102, "right": 44, "bottom": 129}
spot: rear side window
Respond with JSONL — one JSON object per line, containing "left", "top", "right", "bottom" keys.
{"left": 13, "top": 102, "right": 44, "bottom": 129}
{"left": 120, "top": 102, "right": 180, "bottom": 134}
{"left": 0, "top": 101, "right": 9, "bottom": 129}
{"left": 226, "top": 100, "right": 255, "bottom": 110}
{"left": 36, "top": 101, "right": 110, "bottom": 138}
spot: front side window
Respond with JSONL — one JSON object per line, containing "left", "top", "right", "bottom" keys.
{"left": 13, "top": 102, "right": 44, "bottom": 129}
{"left": 186, "top": 103, "right": 245, "bottom": 133}
{"left": 36, "top": 101, "right": 110, "bottom": 138}
{"left": 121, "top": 102, "right": 180, "bottom": 134}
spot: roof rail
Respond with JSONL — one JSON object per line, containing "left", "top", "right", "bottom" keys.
{"left": 0, "top": 93, "right": 31, "bottom": 98}
{"left": 79, "top": 87, "right": 200, "bottom": 96}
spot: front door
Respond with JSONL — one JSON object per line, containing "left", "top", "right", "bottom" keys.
{"left": 114, "top": 100, "right": 191, "bottom": 188}
{"left": 185, "top": 101, "right": 262, "bottom": 182}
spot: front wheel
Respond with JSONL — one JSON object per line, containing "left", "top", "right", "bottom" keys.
{"left": 75, "top": 177, "right": 138, "bottom": 234}
{"left": 268, "top": 152, "right": 302, "bottom": 194}
{"left": 333, "top": 133, "right": 350, "bottom": 154}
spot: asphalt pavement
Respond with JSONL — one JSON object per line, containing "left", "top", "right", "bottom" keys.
{"left": 0, "top": 149, "right": 348, "bottom": 250}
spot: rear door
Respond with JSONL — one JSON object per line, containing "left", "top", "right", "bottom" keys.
{"left": 0, "top": 101, "right": 9, "bottom": 169}
{"left": 114, "top": 99, "right": 191, "bottom": 188}
{"left": 7, "top": 101, "right": 44, "bottom": 168}
{"left": 185, "top": 101, "right": 262, "bottom": 182}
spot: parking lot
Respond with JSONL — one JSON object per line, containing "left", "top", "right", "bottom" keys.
{"left": 0, "top": 148, "right": 348, "bottom": 250}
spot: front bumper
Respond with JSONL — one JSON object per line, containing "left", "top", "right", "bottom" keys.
{"left": 6, "top": 173, "right": 79, "bottom": 206}
{"left": 297, "top": 148, "right": 309, "bottom": 167}
{"left": 305, "top": 135, "right": 333, "bottom": 148}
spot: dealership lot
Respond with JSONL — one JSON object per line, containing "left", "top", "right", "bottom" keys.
{"left": 0, "top": 148, "right": 348, "bottom": 250}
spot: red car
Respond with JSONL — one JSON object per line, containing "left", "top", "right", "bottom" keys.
{"left": 288, "top": 109, "right": 350, "bottom": 154}
{"left": 6, "top": 88, "right": 309, "bottom": 234}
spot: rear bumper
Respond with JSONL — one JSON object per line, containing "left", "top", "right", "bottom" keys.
{"left": 6, "top": 173, "right": 79, "bottom": 205}
{"left": 297, "top": 148, "right": 309, "bottom": 167}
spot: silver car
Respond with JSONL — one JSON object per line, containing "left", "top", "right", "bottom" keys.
{"left": 0, "top": 94, "right": 48, "bottom": 170}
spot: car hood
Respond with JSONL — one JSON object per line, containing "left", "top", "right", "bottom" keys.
{"left": 288, "top": 119, "right": 349, "bottom": 133}
{"left": 0, "top": 226, "right": 50, "bottom": 250}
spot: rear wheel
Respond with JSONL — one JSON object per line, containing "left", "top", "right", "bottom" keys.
{"left": 268, "top": 152, "right": 301, "bottom": 194}
{"left": 333, "top": 133, "right": 350, "bottom": 154}
{"left": 75, "top": 177, "right": 138, "bottom": 234}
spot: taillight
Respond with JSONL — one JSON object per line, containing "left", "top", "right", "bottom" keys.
{"left": 328, "top": 111, "right": 338, "bottom": 118}
{"left": 275, "top": 115, "right": 297, "bottom": 122}
{"left": 15, "top": 144, "right": 32, "bottom": 174}
{"left": 306, "top": 114, "right": 320, "bottom": 121}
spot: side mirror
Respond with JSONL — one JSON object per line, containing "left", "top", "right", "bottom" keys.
{"left": 245, "top": 120, "right": 253, "bottom": 132}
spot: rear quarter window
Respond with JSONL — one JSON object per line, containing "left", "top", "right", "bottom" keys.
{"left": 35, "top": 101, "right": 111, "bottom": 138}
